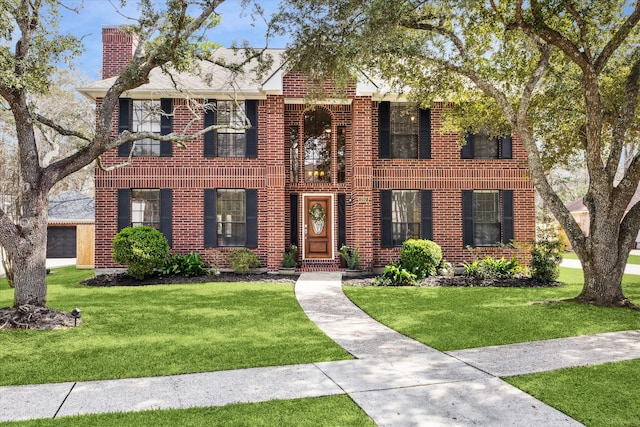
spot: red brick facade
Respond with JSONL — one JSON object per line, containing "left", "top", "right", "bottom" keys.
{"left": 91, "top": 28, "right": 535, "bottom": 274}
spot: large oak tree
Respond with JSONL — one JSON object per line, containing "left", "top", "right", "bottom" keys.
{"left": 0, "top": 0, "right": 263, "bottom": 309}
{"left": 276, "top": 0, "right": 640, "bottom": 307}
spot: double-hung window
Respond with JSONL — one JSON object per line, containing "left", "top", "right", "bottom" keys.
{"left": 117, "top": 188, "right": 173, "bottom": 246}
{"left": 462, "top": 190, "right": 514, "bottom": 247}
{"left": 461, "top": 132, "right": 512, "bottom": 159}
{"left": 204, "top": 189, "right": 258, "bottom": 248}
{"left": 378, "top": 102, "right": 431, "bottom": 159}
{"left": 380, "top": 190, "right": 433, "bottom": 247}
{"left": 203, "top": 100, "right": 258, "bottom": 158}
{"left": 117, "top": 98, "right": 173, "bottom": 157}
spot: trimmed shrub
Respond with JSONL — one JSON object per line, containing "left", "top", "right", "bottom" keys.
{"left": 163, "top": 252, "right": 212, "bottom": 277}
{"left": 374, "top": 263, "right": 417, "bottom": 286}
{"left": 227, "top": 248, "right": 260, "bottom": 273}
{"left": 530, "top": 239, "right": 563, "bottom": 282}
{"left": 400, "top": 239, "right": 443, "bottom": 279}
{"left": 463, "top": 256, "right": 523, "bottom": 279}
{"left": 112, "top": 226, "right": 169, "bottom": 280}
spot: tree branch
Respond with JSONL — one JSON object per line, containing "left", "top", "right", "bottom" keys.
{"left": 595, "top": 2, "right": 640, "bottom": 73}
{"left": 34, "top": 113, "right": 92, "bottom": 142}
{"left": 566, "top": 3, "right": 592, "bottom": 60}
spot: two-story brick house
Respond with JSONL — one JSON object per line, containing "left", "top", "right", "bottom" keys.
{"left": 82, "top": 27, "right": 535, "bottom": 275}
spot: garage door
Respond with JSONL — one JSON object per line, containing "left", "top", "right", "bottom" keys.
{"left": 47, "top": 226, "right": 77, "bottom": 258}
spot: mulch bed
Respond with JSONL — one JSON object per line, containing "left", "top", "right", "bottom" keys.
{"left": 0, "top": 304, "right": 80, "bottom": 330}
{"left": 81, "top": 271, "right": 298, "bottom": 287}
{"left": 343, "top": 275, "right": 563, "bottom": 287}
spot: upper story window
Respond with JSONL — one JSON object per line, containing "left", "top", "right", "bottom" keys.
{"left": 461, "top": 133, "right": 512, "bottom": 159}
{"left": 117, "top": 98, "right": 173, "bottom": 157}
{"left": 204, "top": 99, "right": 258, "bottom": 158}
{"left": 304, "top": 109, "right": 332, "bottom": 183}
{"left": 378, "top": 101, "right": 431, "bottom": 159}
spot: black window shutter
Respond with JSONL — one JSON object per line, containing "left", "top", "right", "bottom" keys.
{"left": 420, "top": 190, "right": 433, "bottom": 240}
{"left": 203, "top": 189, "right": 217, "bottom": 248}
{"left": 159, "top": 189, "right": 173, "bottom": 247}
{"left": 380, "top": 190, "right": 393, "bottom": 247}
{"left": 462, "top": 190, "right": 474, "bottom": 247}
{"left": 118, "top": 98, "right": 132, "bottom": 157}
{"left": 245, "top": 189, "right": 258, "bottom": 248}
{"left": 203, "top": 99, "right": 217, "bottom": 158}
{"left": 378, "top": 102, "right": 391, "bottom": 159}
{"left": 338, "top": 193, "right": 346, "bottom": 249}
{"left": 419, "top": 108, "right": 431, "bottom": 159}
{"left": 160, "top": 99, "right": 173, "bottom": 157}
{"left": 117, "top": 189, "right": 131, "bottom": 231}
{"left": 245, "top": 100, "right": 258, "bottom": 158}
{"left": 461, "top": 134, "right": 474, "bottom": 159}
{"left": 502, "top": 190, "right": 514, "bottom": 244}
{"left": 500, "top": 135, "right": 512, "bottom": 159}
{"left": 290, "top": 193, "right": 299, "bottom": 247}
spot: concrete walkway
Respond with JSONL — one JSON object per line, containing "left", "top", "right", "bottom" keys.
{"left": 3, "top": 273, "right": 640, "bottom": 425}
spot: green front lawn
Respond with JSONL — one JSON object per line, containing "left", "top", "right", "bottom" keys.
{"left": 0, "top": 267, "right": 350, "bottom": 386}
{"left": 563, "top": 251, "right": 640, "bottom": 265}
{"left": 343, "top": 268, "right": 640, "bottom": 351}
{"left": 0, "top": 396, "right": 375, "bottom": 427}
{"left": 506, "top": 360, "right": 640, "bottom": 427}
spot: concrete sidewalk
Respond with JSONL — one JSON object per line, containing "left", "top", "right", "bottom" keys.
{"left": 2, "top": 272, "right": 640, "bottom": 425}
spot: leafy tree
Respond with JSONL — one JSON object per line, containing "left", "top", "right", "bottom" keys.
{"left": 0, "top": 0, "right": 265, "bottom": 310}
{"left": 276, "top": 0, "right": 640, "bottom": 307}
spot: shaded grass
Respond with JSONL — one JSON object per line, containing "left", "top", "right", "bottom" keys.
{"left": 506, "top": 360, "right": 640, "bottom": 427}
{"left": 343, "top": 268, "right": 640, "bottom": 351}
{"left": 563, "top": 252, "right": 640, "bottom": 265}
{"left": 0, "top": 267, "right": 350, "bottom": 386}
{"left": 0, "top": 395, "right": 375, "bottom": 427}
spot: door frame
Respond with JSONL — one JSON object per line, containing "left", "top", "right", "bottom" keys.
{"left": 302, "top": 193, "right": 335, "bottom": 260}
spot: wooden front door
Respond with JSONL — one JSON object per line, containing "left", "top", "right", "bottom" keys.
{"left": 304, "top": 195, "right": 332, "bottom": 259}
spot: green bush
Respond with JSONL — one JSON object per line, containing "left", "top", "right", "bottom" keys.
{"left": 463, "top": 256, "right": 523, "bottom": 279}
{"left": 112, "top": 226, "right": 169, "bottom": 280}
{"left": 227, "top": 248, "right": 260, "bottom": 273}
{"left": 280, "top": 245, "right": 298, "bottom": 268}
{"left": 400, "top": 239, "right": 443, "bottom": 279}
{"left": 163, "top": 252, "right": 212, "bottom": 277}
{"left": 531, "top": 239, "right": 563, "bottom": 282}
{"left": 373, "top": 263, "right": 417, "bottom": 286}
{"left": 338, "top": 245, "right": 361, "bottom": 270}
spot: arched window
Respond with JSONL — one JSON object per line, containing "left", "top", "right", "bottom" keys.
{"left": 304, "top": 109, "right": 332, "bottom": 183}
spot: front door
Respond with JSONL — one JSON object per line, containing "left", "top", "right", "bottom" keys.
{"left": 304, "top": 195, "right": 332, "bottom": 259}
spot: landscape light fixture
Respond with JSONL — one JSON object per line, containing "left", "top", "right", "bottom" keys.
{"left": 71, "top": 308, "right": 81, "bottom": 327}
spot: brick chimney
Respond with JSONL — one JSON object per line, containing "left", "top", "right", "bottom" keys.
{"left": 102, "top": 26, "right": 139, "bottom": 79}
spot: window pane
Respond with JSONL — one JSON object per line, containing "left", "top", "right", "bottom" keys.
{"left": 390, "top": 103, "right": 418, "bottom": 159}
{"left": 290, "top": 126, "right": 299, "bottom": 183}
{"left": 132, "top": 101, "right": 161, "bottom": 157}
{"left": 473, "top": 190, "right": 500, "bottom": 246}
{"left": 304, "top": 109, "right": 332, "bottom": 183}
{"left": 391, "top": 190, "right": 421, "bottom": 246}
{"left": 337, "top": 126, "right": 346, "bottom": 183}
{"left": 131, "top": 189, "right": 160, "bottom": 228}
{"left": 217, "top": 189, "right": 246, "bottom": 247}
{"left": 216, "top": 101, "right": 246, "bottom": 157}
{"left": 473, "top": 133, "right": 499, "bottom": 159}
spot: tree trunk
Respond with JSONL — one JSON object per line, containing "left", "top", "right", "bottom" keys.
{"left": 11, "top": 212, "right": 49, "bottom": 307}
{"left": 574, "top": 246, "right": 634, "bottom": 308}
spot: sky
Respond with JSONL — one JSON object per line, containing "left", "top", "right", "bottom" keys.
{"left": 56, "top": 0, "right": 288, "bottom": 81}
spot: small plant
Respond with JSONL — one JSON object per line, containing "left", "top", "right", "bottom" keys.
{"left": 112, "top": 226, "right": 169, "bottom": 280}
{"left": 227, "top": 248, "right": 260, "bottom": 273}
{"left": 400, "top": 239, "right": 442, "bottom": 279}
{"left": 163, "top": 252, "right": 211, "bottom": 277}
{"left": 463, "top": 256, "right": 523, "bottom": 279}
{"left": 437, "top": 260, "right": 454, "bottom": 277}
{"left": 530, "top": 239, "right": 564, "bottom": 282}
{"left": 280, "top": 245, "right": 298, "bottom": 269}
{"left": 338, "top": 244, "right": 361, "bottom": 270}
{"left": 373, "top": 263, "right": 417, "bottom": 286}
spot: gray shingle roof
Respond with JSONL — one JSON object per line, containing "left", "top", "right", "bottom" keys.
{"left": 48, "top": 190, "right": 95, "bottom": 222}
